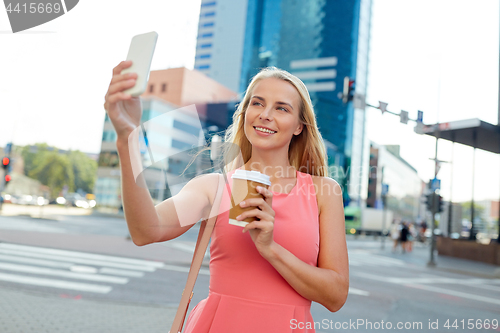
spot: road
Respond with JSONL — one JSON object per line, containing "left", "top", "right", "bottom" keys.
{"left": 0, "top": 208, "right": 499, "bottom": 332}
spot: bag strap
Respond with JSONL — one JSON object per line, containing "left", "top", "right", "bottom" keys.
{"left": 170, "top": 174, "right": 225, "bottom": 333}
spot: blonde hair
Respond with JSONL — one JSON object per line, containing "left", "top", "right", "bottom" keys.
{"left": 222, "top": 67, "right": 328, "bottom": 177}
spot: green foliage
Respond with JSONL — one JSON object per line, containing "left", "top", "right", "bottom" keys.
{"left": 21, "top": 143, "right": 50, "bottom": 176}
{"left": 29, "top": 151, "right": 75, "bottom": 199}
{"left": 461, "top": 201, "right": 486, "bottom": 222}
{"left": 20, "top": 143, "right": 97, "bottom": 199}
{"left": 67, "top": 150, "right": 97, "bottom": 194}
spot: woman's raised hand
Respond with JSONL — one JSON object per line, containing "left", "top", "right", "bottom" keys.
{"left": 103, "top": 60, "right": 143, "bottom": 142}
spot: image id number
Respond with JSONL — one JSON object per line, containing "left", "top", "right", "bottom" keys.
{"left": 6, "top": 2, "right": 62, "bottom": 14}
{"left": 444, "top": 319, "right": 499, "bottom": 330}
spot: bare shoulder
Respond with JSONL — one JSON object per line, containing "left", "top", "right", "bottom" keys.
{"left": 311, "top": 175, "right": 342, "bottom": 215}
{"left": 185, "top": 173, "right": 222, "bottom": 206}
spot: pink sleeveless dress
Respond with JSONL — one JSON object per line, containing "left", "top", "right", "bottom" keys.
{"left": 183, "top": 169, "right": 319, "bottom": 333}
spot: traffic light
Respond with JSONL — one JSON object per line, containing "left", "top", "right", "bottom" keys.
{"left": 342, "top": 77, "right": 355, "bottom": 103}
{"left": 437, "top": 194, "right": 445, "bottom": 213}
{"left": 4, "top": 174, "right": 11, "bottom": 186}
{"left": 2, "top": 157, "right": 9, "bottom": 170}
{"left": 424, "top": 193, "right": 434, "bottom": 212}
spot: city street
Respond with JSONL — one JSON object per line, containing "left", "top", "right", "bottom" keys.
{"left": 0, "top": 208, "right": 499, "bottom": 332}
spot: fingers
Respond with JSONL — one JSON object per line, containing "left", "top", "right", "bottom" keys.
{"left": 107, "top": 78, "right": 136, "bottom": 97}
{"left": 105, "top": 91, "right": 132, "bottom": 105}
{"left": 110, "top": 72, "right": 137, "bottom": 85}
{"left": 242, "top": 220, "right": 272, "bottom": 233}
{"left": 104, "top": 61, "right": 137, "bottom": 108}
{"left": 112, "top": 60, "right": 132, "bottom": 76}
{"left": 239, "top": 196, "right": 274, "bottom": 216}
{"left": 256, "top": 186, "right": 273, "bottom": 202}
{"left": 236, "top": 208, "right": 272, "bottom": 222}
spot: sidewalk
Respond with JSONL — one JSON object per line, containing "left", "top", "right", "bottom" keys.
{"left": 347, "top": 234, "right": 500, "bottom": 279}
{"left": 0, "top": 286, "right": 177, "bottom": 333}
{"left": 0, "top": 230, "right": 203, "bottom": 333}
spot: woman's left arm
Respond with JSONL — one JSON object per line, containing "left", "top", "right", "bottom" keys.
{"left": 240, "top": 177, "right": 349, "bottom": 312}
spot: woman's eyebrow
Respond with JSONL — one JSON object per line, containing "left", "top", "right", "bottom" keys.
{"left": 251, "top": 95, "right": 294, "bottom": 110}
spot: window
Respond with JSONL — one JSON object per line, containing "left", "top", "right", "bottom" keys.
{"left": 102, "top": 131, "right": 117, "bottom": 142}
{"left": 203, "top": 12, "right": 215, "bottom": 17}
{"left": 162, "top": 83, "right": 167, "bottom": 92}
{"left": 202, "top": 22, "right": 214, "bottom": 27}
{"left": 201, "top": 1, "right": 216, "bottom": 7}
{"left": 173, "top": 119, "right": 200, "bottom": 136}
{"left": 197, "top": 64, "right": 210, "bottom": 70}
{"left": 200, "top": 43, "right": 212, "bottom": 49}
{"left": 199, "top": 54, "right": 211, "bottom": 59}
{"left": 172, "top": 139, "right": 193, "bottom": 151}
{"left": 149, "top": 84, "right": 154, "bottom": 93}
{"left": 201, "top": 32, "right": 213, "bottom": 38}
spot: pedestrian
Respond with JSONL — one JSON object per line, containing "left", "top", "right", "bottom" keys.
{"left": 406, "top": 222, "right": 416, "bottom": 252}
{"left": 104, "top": 62, "right": 349, "bottom": 332}
{"left": 390, "top": 219, "right": 400, "bottom": 253}
{"left": 400, "top": 221, "right": 409, "bottom": 253}
{"left": 420, "top": 220, "right": 428, "bottom": 243}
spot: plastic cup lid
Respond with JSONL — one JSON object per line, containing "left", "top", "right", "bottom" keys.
{"left": 231, "top": 169, "right": 271, "bottom": 186}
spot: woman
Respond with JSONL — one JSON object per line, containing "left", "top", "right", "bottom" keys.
{"left": 104, "top": 61, "right": 349, "bottom": 332}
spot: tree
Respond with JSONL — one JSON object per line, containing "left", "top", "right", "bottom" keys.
{"left": 21, "top": 143, "right": 51, "bottom": 176}
{"left": 67, "top": 150, "right": 97, "bottom": 194}
{"left": 29, "top": 151, "right": 75, "bottom": 199}
{"left": 21, "top": 144, "right": 98, "bottom": 200}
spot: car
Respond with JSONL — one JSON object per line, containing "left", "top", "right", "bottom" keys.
{"left": 65, "top": 193, "right": 93, "bottom": 208}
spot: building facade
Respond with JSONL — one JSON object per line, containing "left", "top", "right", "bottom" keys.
{"left": 95, "top": 66, "right": 239, "bottom": 208}
{"left": 97, "top": 101, "right": 237, "bottom": 209}
{"left": 141, "top": 67, "right": 237, "bottom": 106}
{"left": 367, "top": 142, "right": 424, "bottom": 221}
{"left": 194, "top": 0, "right": 373, "bottom": 207}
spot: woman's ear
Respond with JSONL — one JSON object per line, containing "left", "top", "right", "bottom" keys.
{"left": 294, "top": 123, "right": 303, "bottom": 136}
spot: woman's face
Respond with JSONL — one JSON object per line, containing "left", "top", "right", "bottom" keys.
{"left": 244, "top": 77, "right": 303, "bottom": 150}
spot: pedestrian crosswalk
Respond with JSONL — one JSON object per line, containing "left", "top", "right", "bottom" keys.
{"left": 348, "top": 249, "right": 407, "bottom": 267}
{"left": 0, "top": 243, "right": 178, "bottom": 294}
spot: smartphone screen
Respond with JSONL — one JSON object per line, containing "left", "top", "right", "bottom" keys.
{"left": 122, "top": 31, "right": 158, "bottom": 97}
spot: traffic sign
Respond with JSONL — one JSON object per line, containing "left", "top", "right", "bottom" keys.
{"left": 400, "top": 110, "right": 409, "bottom": 124}
{"left": 353, "top": 93, "right": 366, "bottom": 109}
{"left": 431, "top": 178, "right": 441, "bottom": 190}
{"left": 378, "top": 101, "right": 388, "bottom": 114}
{"left": 417, "top": 110, "right": 423, "bottom": 123}
{"left": 4, "top": 143, "right": 12, "bottom": 155}
{"left": 381, "top": 183, "right": 389, "bottom": 195}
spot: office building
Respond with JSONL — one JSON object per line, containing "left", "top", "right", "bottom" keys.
{"left": 367, "top": 142, "right": 424, "bottom": 221}
{"left": 95, "top": 68, "right": 237, "bottom": 209}
{"left": 142, "top": 67, "right": 237, "bottom": 106}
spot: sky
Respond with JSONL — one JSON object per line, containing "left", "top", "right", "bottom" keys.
{"left": 0, "top": 0, "right": 498, "bottom": 203}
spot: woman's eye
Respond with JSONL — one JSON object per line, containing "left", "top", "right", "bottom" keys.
{"left": 278, "top": 107, "right": 288, "bottom": 112}
{"left": 252, "top": 102, "right": 262, "bottom": 106}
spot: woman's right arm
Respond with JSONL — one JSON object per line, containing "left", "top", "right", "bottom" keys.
{"left": 105, "top": 61, "right": 215, "bottom": 246}
{"left": 116, "top": 138, "right": 217, "bottom": 246}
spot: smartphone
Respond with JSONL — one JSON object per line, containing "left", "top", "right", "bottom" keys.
{"left": 122, "top": 31, "right": 158, "bottom": 97}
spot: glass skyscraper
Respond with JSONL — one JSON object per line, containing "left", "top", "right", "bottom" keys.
{"left": 194, "top": 0, "right": 372, "bottom": 207}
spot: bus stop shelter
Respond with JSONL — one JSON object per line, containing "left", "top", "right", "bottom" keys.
{"left": 422, "top": 118, "right": 500, "bottom": 242}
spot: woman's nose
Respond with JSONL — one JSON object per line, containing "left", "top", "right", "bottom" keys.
{"left": 259, "top": 107, "right": 273, "bottom": 120}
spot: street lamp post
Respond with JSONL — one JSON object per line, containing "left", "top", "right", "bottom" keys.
{"left": 427, "top": 128, "right": 440, "bottom": 267}
{"left": 381, "top": 166, "right": 387, "bottom": 250}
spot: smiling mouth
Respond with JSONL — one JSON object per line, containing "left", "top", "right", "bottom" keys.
{"left": 254, "top": 126, "right": 277, "bottom": 134}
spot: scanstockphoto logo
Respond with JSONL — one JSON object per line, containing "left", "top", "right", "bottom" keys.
{"left": 3, "top": 0, "right": 79, "bottom": 33}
